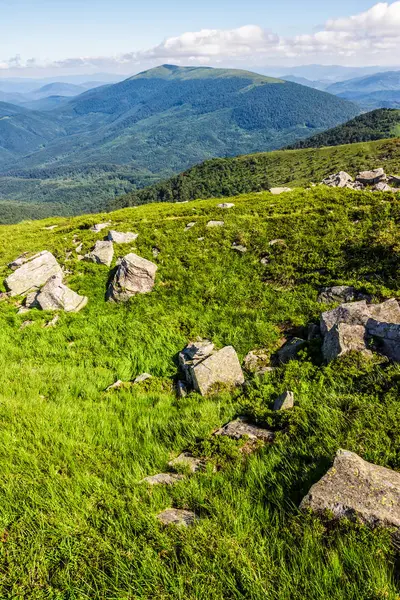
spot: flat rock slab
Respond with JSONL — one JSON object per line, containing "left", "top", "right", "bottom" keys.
{"left": 301, "top": 449, "right": 400, "bottom": 533}
{"left": 36, "top": 275, "right": 88, "bottom": 312}
{"left": 90, "top": 222, "right": 111, "bottom": 233}
{"left": 156, "top": 509, "right": 197, "bottom": 527}
{"left": 133, "top": 373, "right": 152, "bottom": 384}
{"left": 85, "top": 240, "right": 114, "bottom": 267}
{"left": 108, "top": 230, "right": 138, "bottom": 244}
{"left": 214, "top": 417, "right": 275, "bottom": 443}
{"left": 140, "top": 473, "right": 185, "bottom": 486}
{"left": 5, "top": 251, "right": 63, "bottom": 297}
{"left": 356, "top": 168, "right": 386, "bottom": 185}
{"left": 270, "top": 187, "right": 292, "bottom": 195}
{"left": 107, "top": 253, "right": 157, "bottom": 302}
{"left": 207, "top": 221, "right": 224, "bottom": 227}
{"left": 191, "top": 346, "right": 244, "bottom": 395}
{"left": 168, "top": 452, "right": 204, "bottom": 473}
{"left": 218, "top": 203, "right": 235, "bottom": 208}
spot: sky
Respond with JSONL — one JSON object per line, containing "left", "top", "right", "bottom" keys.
{"left": 1, "top": 0, "right": 400, "bottom": 77}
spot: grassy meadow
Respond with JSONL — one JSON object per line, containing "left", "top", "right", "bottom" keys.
{"left": 1, "top": 188, "right": 400, "bottom": 598}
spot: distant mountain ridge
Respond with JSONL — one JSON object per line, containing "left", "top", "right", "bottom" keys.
{"left": 326, "top": 71, "right": 400, "bottom": 109}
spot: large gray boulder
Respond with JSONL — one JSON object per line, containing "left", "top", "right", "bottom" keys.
{"left": 179, "top": 340, "right": 215, "bottom": 387}
{"left": 5, "top": 251, "right": 63, "bottom": 297}
{"left": 321, "top": 172, "right": 353, "bottom": 188}
{"left": 107, "top": 253, "right": 157, "bottom": 303}
{"left": 85, "top": 240, "right": 114, "bottom": 267}
{"left": 191, "top": 346, "right": 244, "bottom": 395}
{"left": 107, "top": 230, "right": 138, "bottom": 244}
{"left": 36, "top": 275, "right": 88, "bottom": 312}
{"left": 356, "top": 168, "right": 386, "bottom": 185}
{"left": 301, "top": 449, "right": 400, "bottom": 534}
{"left": 322, "top": 323, "right": 369, "bottom": 363}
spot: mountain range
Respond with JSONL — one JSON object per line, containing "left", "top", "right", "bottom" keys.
{"left": 0, "top": 64, "right": 359, "bottom": 220}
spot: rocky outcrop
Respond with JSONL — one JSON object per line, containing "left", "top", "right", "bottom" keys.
{"left": 5, "top": 251, "right": 63, "bottom": 297}
{"left": 85, "top": 240, "right": 114, "bottom": 267}
{"left": 107, "top": 253, "right": 157, "bottom": 302}
{"left": 322, "top": 323, "right": 369, "bottom": 363}
{"left": 356, "top": 168, "right": 386, "bottom": 185}
{"left": 301, "top": 449, "right": 400, "bottom": 534}
{"left": 320, "top": 168, "right": 400, "bottom": 192}
{"left": 35, "top": 275, "right": 88, "bottom": 312}
{"left": 107, "top": 230, "right": 138, "bottom": 244}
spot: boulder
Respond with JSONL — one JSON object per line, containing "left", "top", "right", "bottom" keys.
{"left": 320, "top": 300, "right": 370, "bottom": 336}
{"left": 35, "top": 275, "right": 88, "bottom": 312}
{"left": 274, "top": 391, "right": 294, "bottom": 411}
{"left": 300, "top": 449, "right": 400, "bottom": 534}
{"left": 168, "top": 452, "right": 204, "bottom": 473}
{"left": 107, "top": 230, "right": 138, "bottom": 244}
{"left": 214, "top": 417, "right": 275, "bottom": 443}
{"left": 321, "top": 172, "right": 353, "bottom": 188}
{"left": 179, "top": 340, "right": 215, "bottom": 387}
{"left": 270, "top": 187, "right": 292, "bottom": 195}
{"left": 218, "top": 203, "right": 235, "bottom": 208}
{"left": 90, "top": 222, "right": 111, "bottom": 233}
{"left": 366, "top": 321, "right": 400, "bottom": 361}
{"left": 140, "top": 473, "right": 184, "bottom": 486}
{"left": 5, "top": 251, "right": 63, "bottom": 297}
{"left": 277, "top": 338, "right": 306, "bottom": 364}
{"left": 85, "top": 240, "right": 114, "bottom": 267}
{"left": 107, "top": 253, "right": 157, "bottom": 302}
{"left": 191, "top": 346, "right": 244, "bottom": 395}
{"left": 156, "top": 509, "right": 197, "bottom": 527}
{"left": 322, "top": 323, "right": 369, "bottom": 363}
{"left": 356, "top": 168, "right": 386, "bottom": 185}
{"left": 207, "top": 220, "right": 224, "bottom": 228}
{"left": 373, "top": 182, "right": 393, "bottom": 192}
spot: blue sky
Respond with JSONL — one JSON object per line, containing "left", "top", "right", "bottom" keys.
{"left": 1, "top": 0, "right": 400, "bottom": 76}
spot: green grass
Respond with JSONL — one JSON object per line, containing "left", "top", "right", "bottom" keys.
{"left": 1, "top": 188, "right": 400, "bottom": 597}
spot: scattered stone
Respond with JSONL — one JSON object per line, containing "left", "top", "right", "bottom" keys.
{"left": 152, "top": 247, "right": 160, "bottom": 258}
{"left": 107, "top": 253, "right": 158, "bottom": 303}
{"left": 43, "top": 314, "right": 59, "bottom": 328}
{"left": 43, "top": 225, "right": 58, "bottom": 231}
{"left": 270, "top": 187, "right": 292, "bottom": 195}
{"left": 191, "top": 346, "right": 244, "bottom": 396}
{"left": 106, "top": 380, "right": 125, "bottom": 391}
{"left": 140, "top": 473, "right": 185, "bottom": 486}
{"left": 133, "top": 373, "right": 152, "bottom": 384}
{"left": 347, "top": 181, "right": 365, "bottom": 191}
{"left": 300, "top": 449, "right": 400, "bottom": 535}
{"left": 374, "top": 182, "right": 393, "bottom": 192}
{"left": 179, "top": 339, "right": 215, "bottom": 387}
{"left": 214, "top": 417, "right": 275, "bottom": 443}
{"left": 277, "top": 338, "right": 306, "bottom": 364}
{"left": 156, "top": 509, "right": 197, "bottom": 527}
{"left": 75, "top": 243, "right": 83, "bottom": 253}
{"left": 243, "top": 349, "right": 270, "bottom": 373}
{"left": 356, "top": 168, "right": 386, "bottom": 185}
{"left": 5, "top": 251, "right": 63, "bottom": 297}
{"left": 107, "top": 230, "right": 138, "bottom": 244}
{"left": 268, "top": 239, "right": 286, "bottom": 247}
{"left": 17, "top": 307, "right": 31, "bottom": 315}
{"left": 184, "top": 222, "right": 196, "bottom": 231}
{"left": 168, "top": 452, "right": 204, "bottom": 473}
{"left": 90, "top": 222, "right": 111, "bottom": 233}
{"left": 176, "top": 380, "right": 188, "bottom": 398}
{"left": 20, "top": 320, "right": 34, "bottom": 330}
{"left": 274, "top": 390, "right": 295, "bottom": 411}
{"left": 197, "top": 237, "right": 205, "bottom": 241}
{"left": 85, "top": 240, "right": 114, "bottom": 267}
{"left": 35, "top": 275, "right": 88, "bottom": 313}
{"left": 217, "top": 203, "right": 235, "bottom": 208}
{"left": 321, "top": 172, "right": 353, "bottom": 188}
{"left": 318, "top": 286, "right": 359, "bottom": 304}
{"left": 260, "top": 256, "right": 269, "bottom": 265}
{"left": 255, "top": 366, "right": 275, "bottom": 376}
{"left": 207, "top": 221, "right": 224, "bottom": 228}
{"left": 231, "top": 242, "right": 247, "bottom": 253}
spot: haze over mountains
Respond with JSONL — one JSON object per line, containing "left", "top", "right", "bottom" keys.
{"left": 0, "top": 64, "right": 359, "bottom": 220}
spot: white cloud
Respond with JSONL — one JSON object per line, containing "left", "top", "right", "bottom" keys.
{"left": 2, "top": 2, "right": 400, "bottom": 75}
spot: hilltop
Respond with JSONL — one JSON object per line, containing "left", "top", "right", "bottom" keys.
{"left": 114, "top": 136, "right": 400, "bottom": 210}
{"left": 0, "top": 64, "right": 359, "bottom": 220}
{"left": 1, "top": 185, "right": 400, "bottom": 597}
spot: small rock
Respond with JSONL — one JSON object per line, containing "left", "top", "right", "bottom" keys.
{"left": 107, "top": 230, "right": 138, "bottom": 244}
{"left": 214, "top": 417, "right": 275, "bottom": 443}
{"left": 168, "top": 452, "right": 204, "bottom": 473}
{"left": 20, "top": 320, "right": 34, "bottom": 330}
{"left": 197, "top": 237, "right": 205, "bottom": 241}
{"left": 43, "top": 315, "right": 59, "bottom": 328}
{"left": 152, "top": 247, "right": 160, "bottom": 258}
{"left": 105, "top": 380, "right": 125, "bottom": 391}
{"left": 179, "top": 339, "right": 215, "bottom": 387}
{"left": 8, "top": 253, "right": 28, "bottom": 270}
{"left": 260, "top": 256, "right": 269, "bottom": 265}
{"left": 35, "top": 275, "right": 88, "bottom": 313}
{"left": 270, "top": 187, "right": 292, "bottom": 195}
{"left": 75, "top": 243, "right": 83, "bottom": 253}
{"left": 356, "top": 168, "right": 386, "bottom": 185}
{"left": 85, "top": 240, "right": 114, "bottom": 267}
{"left": 107, "top": 253, "right": 157, "bottom": 303}
{"left": 25, "top": 291, "right": 40, "bottom": 309}
{"left": 273, "top": 391, "right": 294, "bottom": 411}
{"left": 43, "top": 225, "right": 58, "bottom": 231}
{"left": 243, "top": 349, "right": 270, "bottom": 373}
{"left": 184, "top": 222, "right": 196, "bottom": 232}
{"left": 374, "top": 182, "right": 393, "bottom": 192}
{"left": 318, "top": 286, "right": 358, "bottom": 304}
{"left": 231, "top": 242, "right": 247, "bottom": 253}
{"left": 156, "top": 509, "right": 197, "bottom": 527}
{"left": 17, "top": 307, "right": 31, "bottom": 315}
{"left": 268, "top": 239, "right": 286, "bottom": 247}
{"left": 277, "top": 338, "right": 306, "bottom": 364}
{"left": 90, "top": 222, "right": 111, "bottom": 233}
{"left": 207, "top": 221, "right": 224, "bottom": 228}
{"left": 300, "top": 449, "right": 400, "bottom": 536}
{"left": 176, "top": 380, "right": 188, "bottom": 398}
{"left": 133, "top": 373, "right": 152, "bottom": 384}
{"left": 217, "top": 203, "right": 235, "bottom": 208}
{"left": 140, "top": 473, "right": 185, "bottom": 486}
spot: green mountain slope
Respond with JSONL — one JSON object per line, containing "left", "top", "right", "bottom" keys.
{"left": 113, "top": 137, "right": 400, "bottom": 210}
{"left": 1, "top": 187, "right": 400, "bottom": 596}
{"left": 0, "top": 65, "right": 359, "bottom": 219}
{"left": 289, "top": 109, "right": 400, "bottom": 149}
